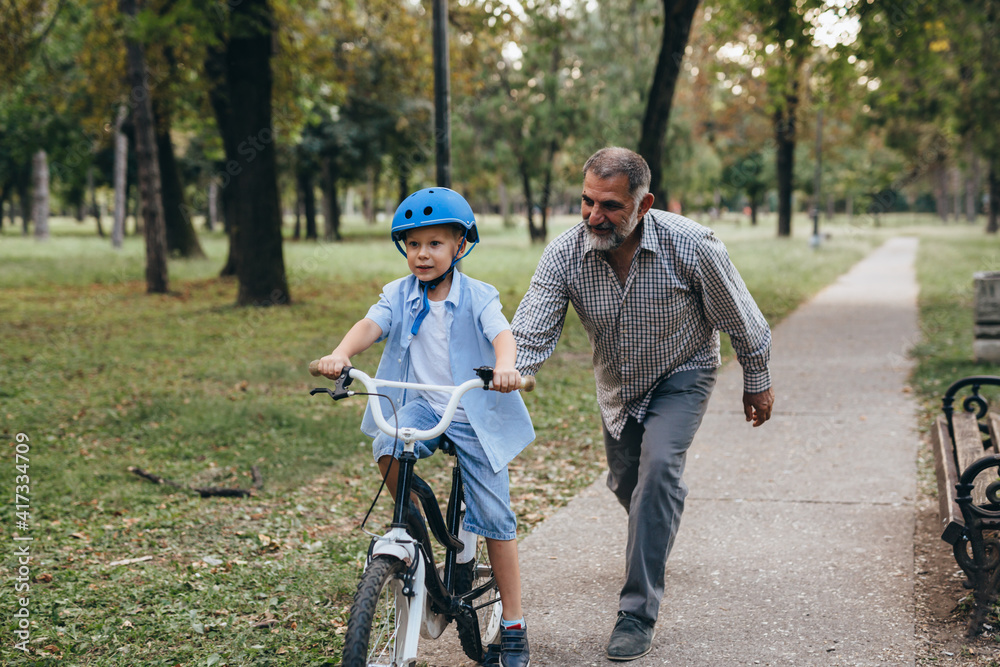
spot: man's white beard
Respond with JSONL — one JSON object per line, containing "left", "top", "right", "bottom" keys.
{"left": 587, "top": 207, "right": 641, "bottom": 252}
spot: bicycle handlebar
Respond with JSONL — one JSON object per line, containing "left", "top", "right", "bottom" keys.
{"left": 308, "top": 360, "right": 535, "bottom": 392}
{"left": 309, "top": 361, "right": 535, "bottom": 443}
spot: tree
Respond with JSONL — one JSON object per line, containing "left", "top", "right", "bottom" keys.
{"left": 121, "top": 0, "right": 169, "bottom": 293}
{"left": 461, "top": 0, "right": 583, "bottom": 243}
{"left": 31, "top": 150, "right": 49, "bottom": 239}
{"left": 112, "top": 104, "right": 128, "bottom": 248}
{"left": 212, "top": 0, "right": 289, "bottom": 306}
{"left": 943, "top": 1, "right": 1000, "bottom": 232}
{"left": 637, "top": 0, "right": 701, "bottom": 207}
{"left": 709, "top": 0, "right": 831, "bottom": 237}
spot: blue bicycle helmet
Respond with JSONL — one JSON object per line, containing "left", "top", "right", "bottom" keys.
{"left": 390, "top": 187, "right": 479, "bottom": 258}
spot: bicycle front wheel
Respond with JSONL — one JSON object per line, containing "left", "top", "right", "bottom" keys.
{"left": 341, "top": 555, "right": 412, "bottom": 667}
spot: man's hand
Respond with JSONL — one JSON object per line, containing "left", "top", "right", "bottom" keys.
{"left": 743, "top": 388, "right": 774, "bottom": 427}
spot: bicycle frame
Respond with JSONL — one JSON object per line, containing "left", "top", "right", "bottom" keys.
{"left": 311, "top": 366, "right": 500, "bottom": 665}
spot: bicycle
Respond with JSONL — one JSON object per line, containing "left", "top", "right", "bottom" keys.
{"left": 308, "top": 362, "right": 535, "bottom": 667}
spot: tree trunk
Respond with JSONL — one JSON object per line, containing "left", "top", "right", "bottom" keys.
{"left": 153, "top": 95, "right": 205, "bottom": 258}
{"left": 226, "top": 0, "right": 289, "bottom": 306}
{"left": 217, "top": 173, "right": 239, "bottom": 276}
{"left": 88, "top": 165, "right": 104, "bottom": 238}
{"left": 368, "top": 163, "right": 382, "bottom": 225}
{"left": 363, "top": 167, "right": 375, "bottom": 224}
{"left": 32, "top": 150, "right": 49, "bottom": 241}
{"left": 206, "top": 36, "right": 239, "bottom": 277}
{"left": 17, "top": 169, "right": 31, "bottom": 235}
{"left": 988, "top": 158, "right": 999, "bottom": 234}
{"left": 293, "top": 178, "right": 302, "bottom": 240}
{"left": 113, "top": 104, "right": 128, "bottom": 249}
{"left": 499, "top": 177, "right": 511, "bottom": 227}
{"left": 952, "top": 167, "right": 961, "bottom": 223}
{"left": 933, "top": 161, "right": 949, "bottom": 222}
{"left": 967, "top": 149, "right": 981, "bottom": 223}
{"left": 300, "top": 168, "right": 317, "bottom": 240}
{"left": 636, "top": 0, "right": 701, "bottom": 207}
{"left": 519, "top": 158, "right": 545, "bottom": 244}
{"left": 207, "top": 180, "right": 218, "bottom": 232}
{"left": 397, "top": 155, "right": 410, "bottom": 206}
{"left": 774, "top": 90, "right": 798, "bottom": 238}
{"left": 321, "top": 155, "right": 341, "bottom": 241}
{"left": 122, "top": 0, "right": 168, "bottom": 293}
{"left": 330, "top": 177, "right": 341, "bottom": 241}
{"left": 536, "top": 139, "right": 557, "bottom": 244}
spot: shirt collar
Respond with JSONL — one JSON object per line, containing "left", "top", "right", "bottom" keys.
{"left": 405, "top": 269, "right": 462, "bottom": 307}
{"left": 638, "top": 213, "right": 659, "bottom": 254}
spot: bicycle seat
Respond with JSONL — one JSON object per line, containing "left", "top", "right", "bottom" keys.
{"left": 438, "top": 434, "right": 458, "bottom": 457}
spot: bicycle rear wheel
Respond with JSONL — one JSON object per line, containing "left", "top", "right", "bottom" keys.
{"left": 455, "top": 536, "right": 502, "bottom": 661}
{"left": 341, "top": 555, "right": 412, "bottom": 667}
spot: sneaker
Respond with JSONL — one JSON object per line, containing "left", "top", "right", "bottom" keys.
{"left": 606, "top": 611, "right": 655, "bottom": 661}
{"left": 481, "top": 642, "right": 501, "bottom": 665}
{"left": 499, "top": 626, "right": 530, "bottom": 667}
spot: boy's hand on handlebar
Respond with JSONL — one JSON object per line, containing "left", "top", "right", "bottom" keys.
{"left": 317, "top": 352, "right": 351, "bottom": 379}
{"left": 491, "top": 365, "right": 521, "bottom": 393}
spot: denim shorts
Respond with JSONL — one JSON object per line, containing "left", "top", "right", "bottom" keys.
{"left": 371, "top": 397, "right": 517, "bottom": 541}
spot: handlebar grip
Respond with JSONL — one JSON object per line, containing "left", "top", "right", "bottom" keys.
{"left": 309, "top": 360, "right": 322, "bottom": 377}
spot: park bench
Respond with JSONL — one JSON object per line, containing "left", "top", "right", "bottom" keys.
{"left": 931, "top": 375, "right": 1000, "bottom": 635}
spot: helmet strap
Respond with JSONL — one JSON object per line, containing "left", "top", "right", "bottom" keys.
{"left": 410, "top": 266, "right": 456, "bottom": 336}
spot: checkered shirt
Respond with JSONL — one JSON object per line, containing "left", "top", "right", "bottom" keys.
{"left": 511, "top": 209, "right": 772, "bottom": 439}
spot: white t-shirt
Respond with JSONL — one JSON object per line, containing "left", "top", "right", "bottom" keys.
{"left": 410, "top": 299, "right": 470, "bottom": 423}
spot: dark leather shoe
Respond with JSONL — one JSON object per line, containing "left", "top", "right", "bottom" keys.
{"left": 499, "top": 626, "right": 530, "bottom": 667}
{"left": 606, "top": 611, "right": 655, "bottom": 661}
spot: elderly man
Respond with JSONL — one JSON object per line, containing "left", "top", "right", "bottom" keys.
{"left": 511, "top": 147, "right": 774, "bottom": 661}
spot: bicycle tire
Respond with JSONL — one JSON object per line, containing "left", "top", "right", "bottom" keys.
{"left": 454, "top": 536, "right": 503, "bottom": 662}
{"left": 341, "top": 555, "right": 410, "bottom": 667}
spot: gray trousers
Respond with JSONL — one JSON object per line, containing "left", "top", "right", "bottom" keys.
{"left": 603, "top": 367, "right": 718, "bottom": 624}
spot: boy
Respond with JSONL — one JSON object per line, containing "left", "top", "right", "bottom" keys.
{"left": 316, "top": 187, "right": 534, "bottom": 667}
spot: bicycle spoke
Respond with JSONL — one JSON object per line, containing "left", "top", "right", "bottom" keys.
{"left": 367, "top": 574, "right": 399, "bottom": 665}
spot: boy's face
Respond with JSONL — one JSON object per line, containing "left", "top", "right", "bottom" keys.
{"left": 403, "top": 225, "right": 466, "bottom": 282}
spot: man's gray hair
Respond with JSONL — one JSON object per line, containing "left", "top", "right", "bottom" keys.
{"left": 583, "top": 147, "right": 651, "bottom": 205}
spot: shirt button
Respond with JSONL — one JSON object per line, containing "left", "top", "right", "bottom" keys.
{"left": 408, "top": 334, "right": 413, "bottom": 340}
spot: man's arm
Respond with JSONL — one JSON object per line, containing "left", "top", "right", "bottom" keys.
{"left": 696, "top": 235, "right": 774, "bottom": 425}
{"left": 510, "top": 249, "right": 572, "bottom": 376}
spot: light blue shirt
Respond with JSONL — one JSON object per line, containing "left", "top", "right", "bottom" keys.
{"left": 361, "top": 270, "right": 535, "bottom": 472}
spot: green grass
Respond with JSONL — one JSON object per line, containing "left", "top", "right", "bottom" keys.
{"left": 0, "top": 211, "right": 888, "bottom": 665}
{"left": 911, "top": 228, "right": 1000, "bottom": 406}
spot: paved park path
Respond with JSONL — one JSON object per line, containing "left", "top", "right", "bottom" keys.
{"left": 421, "top": 236, "right": 921, "bottom": 666}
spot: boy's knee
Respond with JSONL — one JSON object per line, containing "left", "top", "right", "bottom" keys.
{"left": 377, "top": 454, "right": 395, "bottom": 473}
